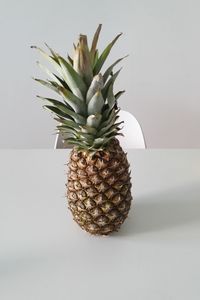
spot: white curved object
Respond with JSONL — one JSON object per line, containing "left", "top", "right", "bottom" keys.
{"left": 117, "top": 110, "right": 146, "bottom": 149}
{"left": 54, "top": 110, "right": 146, "bottom": 149}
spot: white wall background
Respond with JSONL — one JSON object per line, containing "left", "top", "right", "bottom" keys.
{"left": 0, "top": 0, "right": 200, "bottom": 148}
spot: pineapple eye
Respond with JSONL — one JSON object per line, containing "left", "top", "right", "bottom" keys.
{"left": 99, "top": 151, "right": 104, "bottom": 157}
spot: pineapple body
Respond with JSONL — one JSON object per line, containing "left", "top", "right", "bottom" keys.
{"left": 67, "top": 139, "right": 132, "bottom": 235}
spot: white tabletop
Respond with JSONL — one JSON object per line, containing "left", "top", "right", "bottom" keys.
{"left": 0, "top": 149, "right": 200, "bottom": 300}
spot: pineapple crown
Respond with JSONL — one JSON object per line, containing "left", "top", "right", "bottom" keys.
{"left": 32, "top": 24, "right": 127, "bottom": 151}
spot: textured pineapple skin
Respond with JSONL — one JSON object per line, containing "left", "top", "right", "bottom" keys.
{"left": 67, "top": 139, "right": 132, "bottom": 235}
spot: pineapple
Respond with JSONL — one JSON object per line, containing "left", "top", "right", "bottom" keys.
{"left": 32, "top": 24, "right": 132, "bottom": 235}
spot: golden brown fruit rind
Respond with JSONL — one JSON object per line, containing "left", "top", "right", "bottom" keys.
{"left": 67, "top": 139, "right": 132, "bottom": 235}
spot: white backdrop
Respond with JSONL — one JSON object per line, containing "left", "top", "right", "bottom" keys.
{"left": 0, "top": 0, "right": 200, "bottom": 148}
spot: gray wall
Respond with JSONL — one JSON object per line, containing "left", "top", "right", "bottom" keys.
{"left": 0, "top": 0, "right": 200, "bottom": 148}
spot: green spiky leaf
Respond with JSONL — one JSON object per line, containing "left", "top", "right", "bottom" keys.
{"left": 67, "top": 55, "right": 73, "bottom": 66}
{"left": 55, "top": 118, "right": 79, "bottom": 130}
{"left": 102, "top": 68, "right": 122, "bottom": 99}
{"left": 44, "top": 43, "right": 60, "bottom": 62}
{"left": 103, "top": 55, "right": 128, "bottom": 83}
{"left": 107, "top": 84, "right": 115, "bottom": 109}
{"left": 93, "top": 50, "right": 99, "bottom": 68}
{"left": 90, "top": 24, "right": 102, "bottom": 64}
{"left": 33, "top": 78, "right": 60, "bottom": 94}
{"left": 59, "top": 88, "right": 86, "bottom": 115}
{"left": 115, "top": 90, "right": 125, "bottom": 100}
{"left": 52, "top": 74, "right": 71, "bottom": 91}
{"left": 36, "top": 61, "right": 62, "bottom": 86}
{"left": 31, "top": 46, "right": 62, "bottom": 75}
{"left": 101, "top": 108, "right": 120, "bottom": 127}
{"left": 97, "top": 122, "right": 123, "bottom": 137}
{"left": 88, "top": 90, "right": 104, "bottom": 115}
{"left": 93, "top": 33, "right": 122, "bottom": 75}
{"left": 58, "top": 56, "right": 87, "bottom": 100}
{"left": 44, "top": 104, "right": 85, "bottom": 124}
{"left": 86, "top": 73, "right": 104, "bottom": 103}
